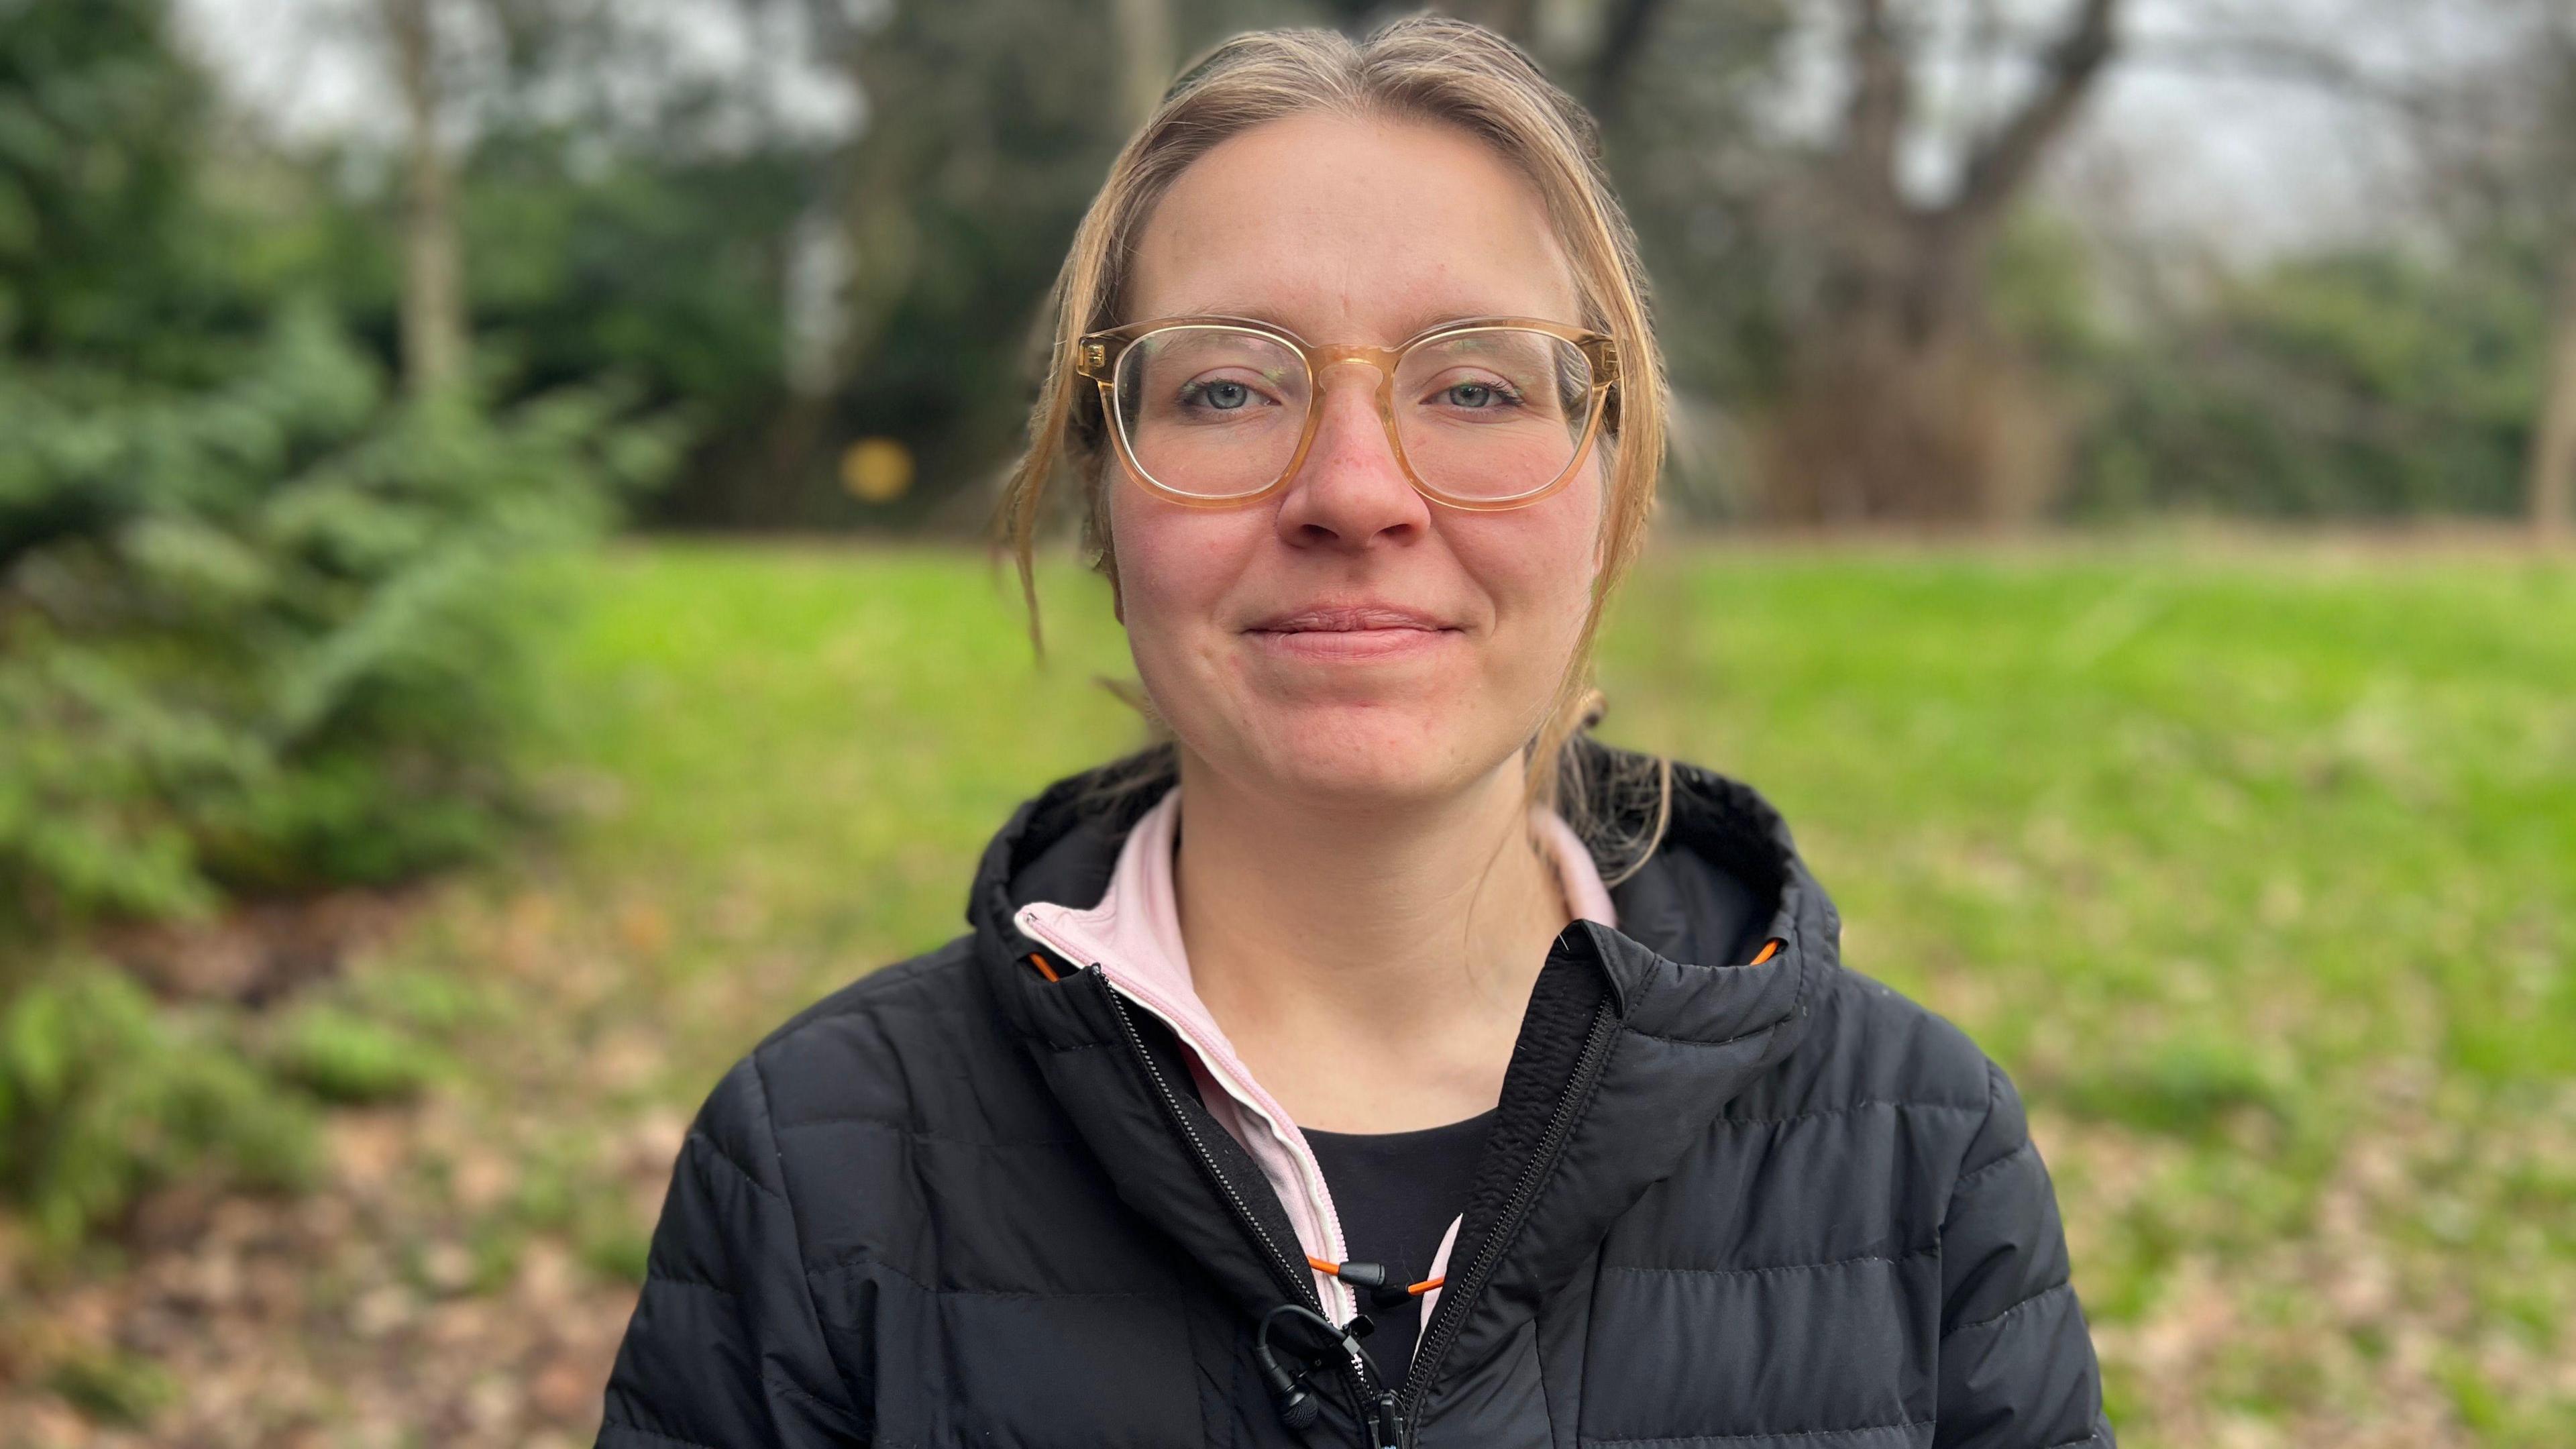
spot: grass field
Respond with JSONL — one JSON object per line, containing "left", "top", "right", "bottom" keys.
{"left": 9, "top": 537, "right": 2570, "bottom": 1447}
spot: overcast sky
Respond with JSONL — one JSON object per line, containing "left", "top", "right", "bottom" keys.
{"left": 171, "top": 0, "right": 2518, "bottom": 260}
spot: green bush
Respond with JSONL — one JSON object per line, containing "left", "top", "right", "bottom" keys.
{"left": 0, "top": 963, "right": 316, "bottom": 1245}
{"left": 0, "top": 301, "right": 682, "bottom": 934}
{"left": 2070, "top": 247, "right": 2546, "bottom": 519}
{"left": 0, "top": 0, "right": 688, "bottom": 1252}
{"left": 46, "top": 1346, "right": 178, "bottom": 1427}
{"left": 268, "top": 1001, "right": 445, "bottom": 1106}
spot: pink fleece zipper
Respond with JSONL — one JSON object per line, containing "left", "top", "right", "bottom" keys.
{"left": 1015, "top": 786, "right": 1616, "bottom": 1334}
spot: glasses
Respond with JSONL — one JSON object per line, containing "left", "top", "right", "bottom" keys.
{"left": 1075, "top": 315, "right": 1619, "bottom": 511}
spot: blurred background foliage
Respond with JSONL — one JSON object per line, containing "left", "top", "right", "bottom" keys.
{"left": 0, "top": 0, "right": 2570, "bottom": 1443}
{"left": 0, "top": 0, "right": 680, "bottom": 1246}
{"left": 12, "top": 0, "right": 2572, "bottom": 539}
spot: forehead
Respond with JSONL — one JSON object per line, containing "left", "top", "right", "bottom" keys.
{"left": 1125, "top": 109, "right": 1584, "bottom": 341}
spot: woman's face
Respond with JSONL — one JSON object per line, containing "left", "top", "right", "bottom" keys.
{"left": 1111, "top": 111, "right": 1605, "bottom": 809}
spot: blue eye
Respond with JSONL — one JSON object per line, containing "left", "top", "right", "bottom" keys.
{"left": 1182, "top": 380, "right": 1254, "bottom": 411}
{"left": 1442, "top": 380, "right": 1518, "bottom": 409}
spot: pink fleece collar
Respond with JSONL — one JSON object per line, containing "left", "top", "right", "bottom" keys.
{"left": 1014, "top": 784, "right": 1616, "bottom": 1326}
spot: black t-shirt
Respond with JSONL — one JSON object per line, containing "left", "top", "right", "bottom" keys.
{"left": 1301, "top": 1108, "right": 1496, "bottom": 1377}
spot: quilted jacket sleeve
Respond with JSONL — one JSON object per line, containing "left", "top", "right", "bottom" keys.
{"left": 1933, "top": 1057, "right": 2117, "bottom": 1449}
{"left": 596, "top": 1052, "right": 868, "bottom": 1448}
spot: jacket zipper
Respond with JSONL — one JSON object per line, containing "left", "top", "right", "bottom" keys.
{"left": 1102, "top": 973, "right": 1319, "bottom": 1311}
{"left": 1099, "top": 972, "right": 1383, "bottom": 1434}
{"left": 1390, "top": 997, "right": 1619, "bottom": 1448}
{"left": 1097, "top": 952, "right": 1617, "bottom": 1448}
{"left": 1020, "top": 906, "right": 1356, "bottom": 1320}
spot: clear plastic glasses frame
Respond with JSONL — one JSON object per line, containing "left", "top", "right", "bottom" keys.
{"left": 1075, "top": 314, "right": 1621, "bottom": 512}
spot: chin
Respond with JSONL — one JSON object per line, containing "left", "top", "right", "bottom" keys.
{"left": 1236, "top": 706, "right": 1508, "bottom": 810}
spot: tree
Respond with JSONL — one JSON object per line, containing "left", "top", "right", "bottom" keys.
{"left": 1758, "top": 0, "right": 2123, "bottom": 523}
{"left": 1114, "top": 0, "right": 1179, "bottom": 125}
{"left": 352, "top": 0, "right": 672, "bottom": 400}
{"left": 1586, "top": 0, "right": 1674, "bottom": 122}
{"left": 0, "top": 0, "right": 684, "bottom": 938}
{"left": 2331, "top": 0, "right": 2576, "bottom": 537}
{"left": 2149, "top": 0, "right": 2576, "bottom": 535}
{"left": 380, "top": 0, "right": 469, "bottom": 395}
{"left": 673, "top": 0, "right": 1142, "bottom": 529}
{"left": 0, "top": 0, "right": 212, "bottom": 367}
{"left": 2536, "top": 244, "right": 2576, "bottom": 539}
{"left": 2521, "top": 24, "right": 2576, "bottom": 538}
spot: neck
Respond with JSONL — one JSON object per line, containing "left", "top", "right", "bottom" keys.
{"left": 1171, "top": 747, "right": 1574, "bottom": 1126}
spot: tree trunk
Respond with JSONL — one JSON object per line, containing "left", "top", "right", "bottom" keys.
{"left": 1587, "top": 0, "right": 1670, "bottom": 121}
{"left": 1764, "top": 246, "right": 2061, "bottom": 524}
{"left": 745, "top": 18, "right": 932, "bottom": 525}
{"left": 386, "top": 0, "right": 467, "bottom": 396}
{"left": 1112, "top": 0, "right": 1177, "bottom": 126}
{"left": 1758, "top": 0, "right": 2118, "bottom": 524}
{"left": 2531, "top": 247, "right": 2576, "bottom": 539}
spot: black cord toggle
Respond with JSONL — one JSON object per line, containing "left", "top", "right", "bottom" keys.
{"left": 1329, "top": 1260, "right": 1390, "bottom": 1289}
{"left": 1318, "top": 1258, "right": 1428, "bottom": 1312}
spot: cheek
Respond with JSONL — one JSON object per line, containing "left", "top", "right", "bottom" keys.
{"left": 1106, "top": 488, "right": 1248, "bottom": 662}
{"left": 1466, "top": 474, "right": 1603, "bottom": 655}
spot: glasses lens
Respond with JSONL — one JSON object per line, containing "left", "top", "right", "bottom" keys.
{"left": 1113, "top": 326, "right": 1310, "bottom": 500}
{"left": 1391, "top": 329, "right": 1597, "bottom": 504}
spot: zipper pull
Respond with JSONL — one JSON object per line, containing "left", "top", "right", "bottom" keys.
{"left": 1371, "top": 1389, "right": 1403, "bottom": 1449}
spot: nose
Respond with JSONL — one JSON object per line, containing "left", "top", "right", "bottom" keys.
{"left": 1273, "top": 364, "right": 1429, "bottom": 551}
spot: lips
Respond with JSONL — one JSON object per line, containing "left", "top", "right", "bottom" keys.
{"left": 1241, "top": 602, "right": 1462, "bottom": 663}
{"left": 1245, "top": 604, "right": 1455, "bottom": 634}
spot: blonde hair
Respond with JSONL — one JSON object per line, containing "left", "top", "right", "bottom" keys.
{"left": 996, "top": 14, "right": 1672, "bottom": 879}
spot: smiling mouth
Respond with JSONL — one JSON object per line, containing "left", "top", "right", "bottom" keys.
{"left": 1242, "top": 607, "right": 1462, "bottom": 660}
{"left": 1246, "top": 606, "right": 1454, "bottom": 635}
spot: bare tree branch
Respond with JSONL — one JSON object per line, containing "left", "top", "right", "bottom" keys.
{"left": 2120, "top": 32, "right": 2441, "bottom": 123}
{"left": 1839, "top": 0, "right": 1911, "bottom": 218}
{"left": 1951, "top": 0, "right": 2119, "bottom": 223}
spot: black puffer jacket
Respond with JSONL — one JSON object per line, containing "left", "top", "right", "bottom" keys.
{"left": 597, "top": 743, "right": 2116, "bottom": 1448}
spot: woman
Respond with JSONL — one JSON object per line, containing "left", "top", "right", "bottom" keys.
{"left": 598, "top": 17, "right": 2112, "bottom": 1449}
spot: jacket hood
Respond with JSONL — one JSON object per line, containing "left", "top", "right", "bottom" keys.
{"left": 955, "top": 736, "right": 1842, "bottom": 1413}
{"left": 964, "top": 735, "right": 1837, "bottom": 1035}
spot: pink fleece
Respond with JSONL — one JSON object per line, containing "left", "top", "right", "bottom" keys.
{"left": 1014, "top": 786, "right": 1615, "bottom": 1329}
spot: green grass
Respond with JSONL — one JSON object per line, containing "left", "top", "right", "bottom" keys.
{"left": 460, "top": 538, "right": 2576, "bottom": 1446}
{"left": 1593, "top": 545, "right": 2575, "bottom": 1444}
